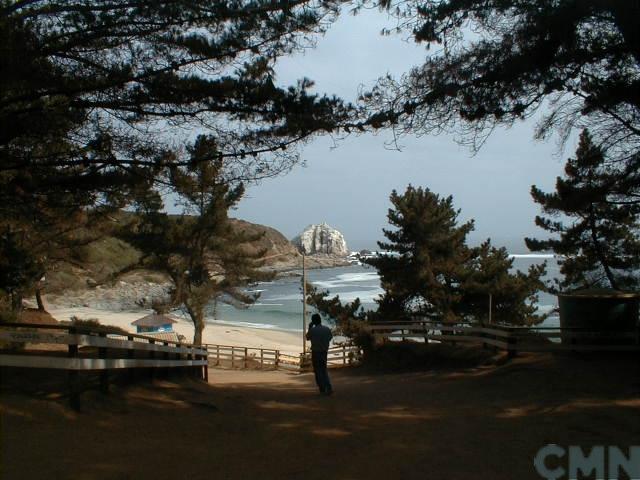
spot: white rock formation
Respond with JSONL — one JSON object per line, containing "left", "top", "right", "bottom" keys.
{"left": 292, "top": 223, "right": 348, "bottom": 256}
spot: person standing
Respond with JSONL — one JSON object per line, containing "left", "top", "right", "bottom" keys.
{"left": 306, "top": 313, "right": 333, "bottom": 395}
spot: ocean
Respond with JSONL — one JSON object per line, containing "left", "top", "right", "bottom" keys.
{"left": 207, "top": 255, "right": 561, "bottom": 332}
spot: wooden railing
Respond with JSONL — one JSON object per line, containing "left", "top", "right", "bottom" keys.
{"left": 367, "top": 320, "right": 640, "bottom": 354}
{"left": 0, "top": 322, "right": 209, "bottom": 405}
{"left": 277, "top": 352, "right": 303, "bottom": 371}
{"left": 297, "top": 345, "right": 362, "bottom": 372}
{"left": 204, "top": 343, "right": 362, "bottom": 372}
{"left": 327, "top": 344, "right": 361, "bottom": 366}
{"left": 204, "top": 344, "right": 282, "bottom": 370}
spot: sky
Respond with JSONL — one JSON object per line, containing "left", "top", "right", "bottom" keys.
{"left": 232, "top": 7, "right": 570, "bottom": 252}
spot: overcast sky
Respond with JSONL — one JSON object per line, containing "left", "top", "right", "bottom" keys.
{"left": 233, "top": 7, "right": 570, "bottom": 252}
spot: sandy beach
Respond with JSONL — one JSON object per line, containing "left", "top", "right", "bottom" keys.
{"left": 47, "top": 306, "right": 303, "bottom": 355}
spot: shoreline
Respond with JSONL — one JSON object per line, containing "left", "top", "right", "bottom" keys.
{"left": 40, "top": 263, "right": 359, "bottom": 347}
{"left": 47, "top": 306, "right": 303, "bottom": 355}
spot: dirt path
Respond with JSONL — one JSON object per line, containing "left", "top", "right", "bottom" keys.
{"left": 2, "top": 353, "right": 639, "bottom": 480}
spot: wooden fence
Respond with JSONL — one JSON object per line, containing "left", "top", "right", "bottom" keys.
{"left": 204, "top": 343, "right": 361, "bottom": 371}
{"left": 367, "top": 320, "right": 640, "bottom": 354}
{"left": 327, "top": 344, "right": 361, "bottom": 366}
{"left": 203, "top": 322, "right": 639, "bottom": 374}
{"left": 10, "top": 317, "right": 629, "bottom": 390}
{"left": 204, "top": 344, "right": 281, "bottom": 369}
{"left": 298, "top": 345, "right": 362, "bottom": 372}
{"left": 0, "top": 322, "right": 209, "bottom": 406}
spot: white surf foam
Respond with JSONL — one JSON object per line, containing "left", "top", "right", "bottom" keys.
{"left": 208, "top": 318, "right": 301, "bottom": 333}
{"left": 335, "top": 289, "right": 384, "bottom": 304}
{"left": 208, "top": 319, "right": 278, "bottom": 330}
{"left": 264, "top": 294, "right": 301, "bottom": 301}
{"left": 313, "top": 272, "right": 380, "bottom": 289}
{"left": 509, "top": 254, "right": 557, "bottom": 259}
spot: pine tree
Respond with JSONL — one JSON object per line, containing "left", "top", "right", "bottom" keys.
{"left": 366, "top": 186, "right": 473, "bottom": 322}
{"left": 460, "top": 241, "right": 546, "bottom": 325}
{"left": 0, "top": 231, "right": 44, "bottom": 312}
{"left": 121, "top": 136, "right": 274, "bottom": 345}
{"left": 2, "top": 1, "right": 350, "bottom": 185}
{"left": 526, "top": 130, "right": 640, "bottom": 291}
{"left": 0, "top": 156, "right": 127, "bottom": 313}
{"left": 366, "top": 186, "right": 545, "bottom": 324}
{"left": 1, "top": 1, "right": 351, "bottom": 308}
{"left": 359, "top": 0, "right": 640, "bottom": 200}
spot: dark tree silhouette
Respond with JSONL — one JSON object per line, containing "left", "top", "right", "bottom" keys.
{"left": 2, "top": 1, "right": 351, "bottom": 179}
{"left": 366, "top": 186, "right": 545, "bottom": 324}
{"left": 526, "top": 130, "right": 640, "bottom": 291}
{"left": 358, "top": 0, "right": 640, "bottom": 200}
{"left": 367, "top": 186, "right": 474, "bottom": 322}
{"left": 120, "top": 136, "right": 274, "bottom": 345}
{"left": 0, "top": 1, "right": 352, "bottom": 310}
{"left": 306, "top": 186, "right": 546, "bottom": 327}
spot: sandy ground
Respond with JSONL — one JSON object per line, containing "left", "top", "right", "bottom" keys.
{"left": 47, "top": 306, "right": 303, "bottom": 355}
{"left": 2, "top": 352, "right": 639, "bottom": 480}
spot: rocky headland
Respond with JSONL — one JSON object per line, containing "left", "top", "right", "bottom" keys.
{"left": 291, "top": 222, "right": 349, "bottom": 256}
{"left": 45, "top": 219, "right": 350, "bottom": 311}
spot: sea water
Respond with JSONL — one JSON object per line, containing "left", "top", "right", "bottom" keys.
{"left": 206, "top": 255, "right": 561, "bottom": 331}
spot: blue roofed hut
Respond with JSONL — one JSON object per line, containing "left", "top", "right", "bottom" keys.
{"left": 131, "top": 313, "right": 178, "bottom": 334}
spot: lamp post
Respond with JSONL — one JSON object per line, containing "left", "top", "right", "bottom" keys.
{"left": 302, "top": 253, "right": 307, "bottom": 355}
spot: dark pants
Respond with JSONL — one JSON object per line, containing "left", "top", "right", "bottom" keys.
{"left": 311, "top": 350, "right": 332, "bottom": 393}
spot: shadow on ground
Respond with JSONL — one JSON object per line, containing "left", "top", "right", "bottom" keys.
{"left": 2, "top": 353, "right": 639, "bottom": 480}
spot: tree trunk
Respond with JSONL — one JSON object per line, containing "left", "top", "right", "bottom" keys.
{"left": 11, "top": 292, "right": 23, "bottom": 312}
{"left": 193, "top": 319, "right": 204, "bottom": 346}
{"left": 588, "top": 204, "right": 618, "bottom": 289}
{"left": 35, "top": 288, "right": 46, "bottom": 312}
{"left": 187, "top": 305, "right": 205, "bottom": 346}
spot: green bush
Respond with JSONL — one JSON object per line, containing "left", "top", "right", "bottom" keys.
{"left": 63, "top": 316, "right": 130, "bottom": 336}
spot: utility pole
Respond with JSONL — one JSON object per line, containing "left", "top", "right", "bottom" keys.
{"left": 302, "top": 253, "right": 307, "bottom": 355}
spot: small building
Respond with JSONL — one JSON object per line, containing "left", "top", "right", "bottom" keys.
{"left": 131, "top": 313, "right": 178, "bottom": 334}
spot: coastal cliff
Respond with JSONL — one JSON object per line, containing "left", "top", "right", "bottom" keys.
{"left": 230, "top": 219, "right": 350, "bottom": 272}
{"left": 43, "top": 218, "right": 349, "bottom": 309}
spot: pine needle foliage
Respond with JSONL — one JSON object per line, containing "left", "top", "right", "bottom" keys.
{"left": 526, "top": 130, "right": 640, "bottom": 292}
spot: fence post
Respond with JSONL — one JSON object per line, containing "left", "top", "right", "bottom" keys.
{"left": 260, "top": 349, "right": 264, "bottom": 369}
{"left": 68, "top": 326, "right": 80, "bottom": 410}
{"left": 203, "top": 347, "right": 209, "bottom": 382}
{"left": 275, "top": 350, "right": 280, "bottom": 369}
{"left": 507, "top": 331, "right": 517, "bottom": 358}
{"left": 244, "top": 347, "right": 248, "bottom": 369}
{"left": 98, "top": 332, "right": 109, "bottom": 394}
{"left": 343, "top": 345, "right": 346, "bottom": 365}
{"left": 231, "top": 347, "right": 235, "bottom": 368}
{"left": 216, "top": 345, "right": 220, "bottom": 366}
{"left": 149, "top": 339, "right": 156, "bottom": 379}
{"left": 127, "top": 335, "right": 135, "bottom": 382}
{"left": 163, "top": 342, "right": 170, "bottom": 379}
